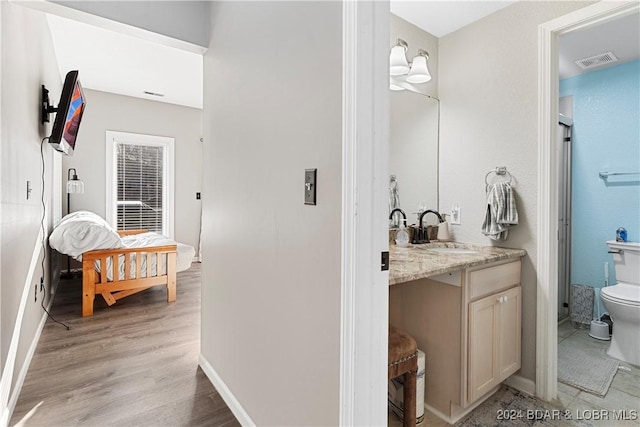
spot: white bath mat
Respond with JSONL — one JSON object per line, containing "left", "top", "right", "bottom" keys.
{"left": 558, "top": 340, "right": 619, "bottom": 397}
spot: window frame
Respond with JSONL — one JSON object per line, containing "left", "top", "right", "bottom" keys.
{"left": 105, "top": 130, "right": 175, "bottom": 238}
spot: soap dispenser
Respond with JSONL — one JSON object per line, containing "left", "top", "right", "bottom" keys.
{"left": 395, "top": 220, "right": 410, "bottom": 247}
{"left": 437, "top": 214, "right": 450, "bottom": 241}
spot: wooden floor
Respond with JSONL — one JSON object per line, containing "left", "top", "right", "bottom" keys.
{"left": 10, "top": 263, "right": 240, "bottom": 427}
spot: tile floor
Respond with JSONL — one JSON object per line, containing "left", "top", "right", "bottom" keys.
{"left": 388, "top": 321, "right": 640, "bottom": 427}
{"left": 556, "top": 320, "right": 640, "bottom": 427}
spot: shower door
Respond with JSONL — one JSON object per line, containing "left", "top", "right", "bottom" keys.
{"left": 557, "top": 115, "right": 573, "bottom": 320}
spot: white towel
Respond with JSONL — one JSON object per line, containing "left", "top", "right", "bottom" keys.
{"left": 482, "top": 181, "right": 518, "bottom": 240}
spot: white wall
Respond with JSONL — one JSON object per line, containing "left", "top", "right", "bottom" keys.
{"left": 51, "top": 0, "right": 210, "bottom": 47}
{"left": 62, "top": 89, "right": 203, "bottom": 255}
{"left": 0, "top": 0, "right": 62, "bottom": 418}
{"left": 1, "top": 0, "right": 3, "bottom": 372}
{"left": 438, "top": 1, "right": 594, "bottom": 382}
{"left": 201, "top": 2, "right": 342, "bottom": 425}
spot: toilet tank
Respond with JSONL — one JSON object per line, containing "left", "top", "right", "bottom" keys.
{"left": 607, "top": 241, "right": 640, "bottom": 285}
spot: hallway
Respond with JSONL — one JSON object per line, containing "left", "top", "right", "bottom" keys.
{"left": 10, "top": 264, "right": 239, "bottom": 427}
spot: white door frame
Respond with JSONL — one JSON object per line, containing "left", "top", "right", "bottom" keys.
{"left": 341, "top": 0, "right": 390, "bottom": 425}
{"left": 536, "top": 0, "right": 639, "bottom": 401}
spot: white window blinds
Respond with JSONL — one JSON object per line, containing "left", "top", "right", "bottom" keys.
{"left": 106, "top": 131, "right": 174, "bottom": 237}
{"left": 116, "top": 143, "right": 165, "bottom": 233}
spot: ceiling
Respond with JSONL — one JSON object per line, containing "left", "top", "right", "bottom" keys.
{"left": 559, "top": 11, "right": 640, "bottom": 79}
{"left": 390, "top": 1, "right": 516, "bottom": 38}
{"left": 46, "top": 3, "right": 638, "bottom": 108}
{"left": 46, "top": 13, "right": 203, "bottom": 109}
{"left": 391, "top": 1, "right": 639, "bottom": 79}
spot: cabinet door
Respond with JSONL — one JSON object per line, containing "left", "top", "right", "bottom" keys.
{"left": 468, "top": 286, "right": 522, "bottom": 403}
{"left": 498, "top": 286, "right": 521, "bottom": 379}
{"left": 468, "top": 295, "right": 499, "bottom": 402}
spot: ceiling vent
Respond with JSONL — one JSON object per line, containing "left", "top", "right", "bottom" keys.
{"left": 575, "top": 51, "right": 618, "bottom": 69}
{"left": 143, "top": 91, "right": 164, "bottom": 97}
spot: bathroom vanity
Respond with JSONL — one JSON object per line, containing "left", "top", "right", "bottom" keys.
{"left": 389, "top": 243, "right": 526, "bottom": 423}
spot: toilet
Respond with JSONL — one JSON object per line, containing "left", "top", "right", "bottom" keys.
{"left": 600, "top": 241, "right": 640, "bottom": 366}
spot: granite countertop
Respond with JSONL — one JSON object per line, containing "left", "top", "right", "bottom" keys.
{"left": 389, "top": 241, "right": 526, "bottom": 286}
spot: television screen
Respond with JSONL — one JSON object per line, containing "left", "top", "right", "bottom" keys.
{"left": 49, "top": 70, "right": 86, "bottom": 156}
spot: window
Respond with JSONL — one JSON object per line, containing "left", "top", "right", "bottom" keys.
{"left": 106, "top": 131, "right": 174, "bottom": 237}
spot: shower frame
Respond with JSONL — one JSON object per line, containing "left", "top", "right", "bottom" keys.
{"left": 557, "top": 115, "right": 573, "bottom": 321}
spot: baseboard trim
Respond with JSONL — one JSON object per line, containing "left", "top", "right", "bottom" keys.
{"left": 504, "top": 374, "right": 536, "bottom": 396}
{"left": 425, "top": 386, "right": 500, "bottom": 425}
{"left": 0, "top": 230, "right": 44, "bottom": 427}
{"left": 7, "top": 309, "right": 49, "bottom": 421}
{"left": 7, "top": 275, "right": 60, "bottom": 425}
{"left": 198, "top": 354, "right": 255, "bottom": 427}
{"left": 423, "top": 402, "right": 453, "bottom": 424}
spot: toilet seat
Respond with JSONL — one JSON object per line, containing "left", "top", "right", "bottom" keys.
{"left": 600, "top": 283, "right": 640, "bottom": 306}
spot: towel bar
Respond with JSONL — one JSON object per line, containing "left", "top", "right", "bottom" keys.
{"left": 485, "top": 166, "right": 513, "bottom": 191}
{"left": 598, "top": 171, "right": 640, "bottom": 179}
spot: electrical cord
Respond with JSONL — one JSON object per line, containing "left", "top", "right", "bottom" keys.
{"left": 40, "top": 137, "right": 70, "bottom": 330}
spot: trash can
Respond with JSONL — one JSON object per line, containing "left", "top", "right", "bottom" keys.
{"left": 388, "top": 349, "right": 425, "bottom": 424}
{"left": 570, "top": 284, "right": 594, "bottom": 327}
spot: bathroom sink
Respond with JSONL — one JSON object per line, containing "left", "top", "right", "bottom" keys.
{"left": 426, "top": 247, "right": 479, "bottom": 255}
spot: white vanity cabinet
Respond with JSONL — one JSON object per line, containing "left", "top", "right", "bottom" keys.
{"left": 468, "top": 285, "right": 521, "bottom": 402}
{"left": 465, "top": 260, "right": 522, "bottom": 404}
{"left": 388, "top": 257, "right": 522, "bottom": 423}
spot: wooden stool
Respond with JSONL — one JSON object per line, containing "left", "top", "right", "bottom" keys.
{"left": 389, "top": 325, "right": 418, "bottom": 427}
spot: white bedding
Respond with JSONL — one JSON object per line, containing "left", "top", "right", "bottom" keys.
{"left": 96, "top": 232, "right": 195, "bottom": 281}
{"left": 49, "top": 211, "right": 124, "bottom": 260}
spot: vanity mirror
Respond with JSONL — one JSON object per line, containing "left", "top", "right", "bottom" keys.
{"left": 389, "top": 90, "right": 439, "bottom": 227}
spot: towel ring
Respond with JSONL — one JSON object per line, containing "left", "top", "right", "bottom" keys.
{"left": 485, "top": 166, "right": 513, "bottom": 191}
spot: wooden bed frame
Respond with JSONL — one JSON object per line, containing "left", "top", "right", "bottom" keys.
{"left": 81, "top": 229, "right": 177, "bottom": 317}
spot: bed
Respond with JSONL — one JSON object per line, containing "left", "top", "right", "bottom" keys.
{"left": 49, "top": 211, "right": 195, "bottom": 316}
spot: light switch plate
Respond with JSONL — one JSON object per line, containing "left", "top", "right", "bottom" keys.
{"left": 304, "top": 169, "right": 317, "bottom": 205}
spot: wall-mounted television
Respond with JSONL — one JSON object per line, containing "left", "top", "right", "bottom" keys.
{"left": 41, "top": 70, "right": 87, "bottom": 156}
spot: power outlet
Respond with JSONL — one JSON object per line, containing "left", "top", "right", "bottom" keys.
{"left": 34, "top": 284, "right": 37, "bottom": 302}
{"left": 40, "top": 277, "right": 44, "bottom": 292}
{"left": 450, "top": 203, "right": 461, "bottom": 225}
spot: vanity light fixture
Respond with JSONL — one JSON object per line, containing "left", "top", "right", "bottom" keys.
{"left": 389, "top": 82, "right": 406, "bottom": 91}
{"left": 406, "top": 50, "right": 432, "bottom": 84}
{"left": 389, "top": 38, "right": 410, "bottom": 75}
{"left": 389, "top": 39, "right": 432, "bottom": 89}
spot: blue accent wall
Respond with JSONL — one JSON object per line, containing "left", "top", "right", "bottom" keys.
{"left": 560, "top": 60, "right": 640, "bottom": 293}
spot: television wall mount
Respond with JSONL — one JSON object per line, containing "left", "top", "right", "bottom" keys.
{"left": 41, "top": 85, "right": 59, "bottom": 125}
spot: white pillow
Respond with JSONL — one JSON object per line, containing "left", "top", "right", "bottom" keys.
{"left": 49, "top": 211, "right": 124, "bottom": 260}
